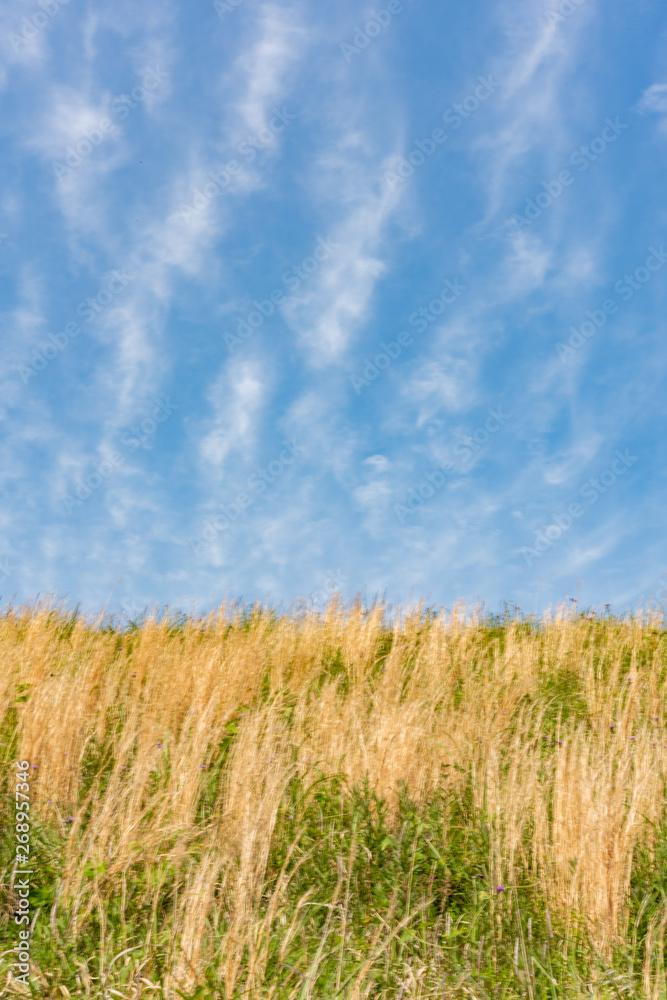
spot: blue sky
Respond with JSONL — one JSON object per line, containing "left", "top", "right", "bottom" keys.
{"left": 1, "top": 0, "right": 666, "bottom": 619}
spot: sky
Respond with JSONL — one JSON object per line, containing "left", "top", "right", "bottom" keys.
{"left": 1, "top": 0, "right": 666, "bottom": 620}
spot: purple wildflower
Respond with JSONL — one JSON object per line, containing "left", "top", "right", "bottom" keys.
{"left": 496, "top": 885, "right": 504, "bottom": 893}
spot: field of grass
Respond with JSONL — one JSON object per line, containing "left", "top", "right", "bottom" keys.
{"left": 1, "top": 599, "right": 667, "bottom": 999}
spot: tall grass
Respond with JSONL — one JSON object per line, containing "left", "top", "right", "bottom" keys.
{"left": 1, "top": 598, "right": 667, "bottom": 998}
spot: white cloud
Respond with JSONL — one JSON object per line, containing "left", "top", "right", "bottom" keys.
{"left": 637, "top": 82, "right": 667, "bottom": 115}
{"left": 540, "top": 435, "right": 605, "bottom": 486}
{"left": 401, "top": 358, "right": 473, "bottom": 420}
{"left": 281, "top": 166, "right": 401, "bottom": 365}
{"left": 26, "top": 88, "right": 120, "bottom": 159}
{"left": 502, "top": 228, "right": 553, "bottom": 296}
{"left": 472, "top": 0, "right": 596, "bottom": 222}
{"left": 637, "top": 83, "right": 667, "bottom": 134}
{"left": 353, "top": 479, "right": 392, "bottom": 511}
{"left": 363, "top": 454, "right": 391, "bottom": 473}
{"left": 231, "top": 2, "right": 308, "bottom": 135}
{"left": 199, "top": 360, "right": 267, "bottom": 477}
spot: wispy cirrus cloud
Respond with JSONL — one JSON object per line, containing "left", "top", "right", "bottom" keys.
{"left": 0, "top": 0, "right": 663, "bottom": 618}
{"left": 199, "top": 359, "right": 268, "bottom": 479}
{"left": 230, "top": 2, "right": 309, "bottom": 134}
{"left": 637, "top": 82, "right": 667, "bottom": 132}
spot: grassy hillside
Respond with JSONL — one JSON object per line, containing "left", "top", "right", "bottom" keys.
{"left": 1, "top": 599, "right": 667, "bottom": 999}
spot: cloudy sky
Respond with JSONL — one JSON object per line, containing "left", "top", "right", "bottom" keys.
{"left": 1, "top": 0, "right": 666, "bottom": 619}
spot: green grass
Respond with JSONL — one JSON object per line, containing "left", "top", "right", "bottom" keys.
{"left": 1, "top": 605, "right": 667, "bottom": 998}
{"left": 3, "top": 769, "right": 667, "bottom": 998}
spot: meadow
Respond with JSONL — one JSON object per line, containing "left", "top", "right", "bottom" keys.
{"left": 1, "top": 598, "right": 666, "bottom": 999}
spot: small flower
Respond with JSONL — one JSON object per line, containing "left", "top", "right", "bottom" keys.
{"left": 156, "top": 742, "right": 163, "bottom": 747}
{"left": 496, "top": 885, "right": 504, "bottom": 892}
{"left": 32, "top": 764, "right": 38, "bottom": 768}
{"left": 47, "top": 800, "right": 52, "bottom": 804}
{"left": 121, "top": 766, "right": 126, "bottom": 770}
{"left": 200, "top": 765, "right": 206, "bottom": 769}
{"left": 66, "top": 816, "right": 74, "bottom": 823}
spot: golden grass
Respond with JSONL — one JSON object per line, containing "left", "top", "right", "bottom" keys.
{"left": 1, "top": 598, "right": 666, "bottom": 997}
